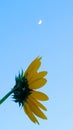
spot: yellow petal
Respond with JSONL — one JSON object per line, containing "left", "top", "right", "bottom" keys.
{"left": 28, "top": 71, "right": 48, "bottom": 85}
{"left": 25, "top": 57, "right": 42, "bottom": 79}
{"left": 29, "top": 78, "right": 47, "bottom": 89}
{"left": 31, "top": 91, "right": 49, "bottom": 101}
{"left": 27, "top": 97, "right": 47, "bottom": 119}
{"left": 23, "top": 102, "right": 39, "bottom": 124}
{"left": 29, "top": 94, "right": 47, "bottom": 111}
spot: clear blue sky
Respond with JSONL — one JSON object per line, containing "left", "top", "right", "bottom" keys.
{"left": 0, "top": 0, "right": 73, "bottom": 130}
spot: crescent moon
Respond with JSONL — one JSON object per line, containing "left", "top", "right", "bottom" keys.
{"left": 38, "top": 20, "right": 42, "bottom": 25}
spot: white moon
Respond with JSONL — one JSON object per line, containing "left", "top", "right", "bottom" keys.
{"left": 38, "top": 20, "right": 42, "bottom": 25}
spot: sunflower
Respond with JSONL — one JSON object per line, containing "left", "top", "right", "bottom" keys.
{"left": 12, "top": 57, "right": 49, "bottom": 124}
{"left": 0, "top": 57, "right": 49, "bottom": 124}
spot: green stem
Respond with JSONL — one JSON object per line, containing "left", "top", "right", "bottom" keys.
{"left": 0, "top": 89, "right": 13, "bottom": 105}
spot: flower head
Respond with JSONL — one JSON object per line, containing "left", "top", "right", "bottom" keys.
{"left": 13, "top": 57, "right": 49, "bottom": 124}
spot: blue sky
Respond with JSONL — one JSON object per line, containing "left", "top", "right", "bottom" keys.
{"left": 0, "top": 0, "right": 73, "bottom": 130}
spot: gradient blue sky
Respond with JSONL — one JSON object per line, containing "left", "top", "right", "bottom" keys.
{"left": 0, "top": 0, "right": 73, "bottom": 130}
